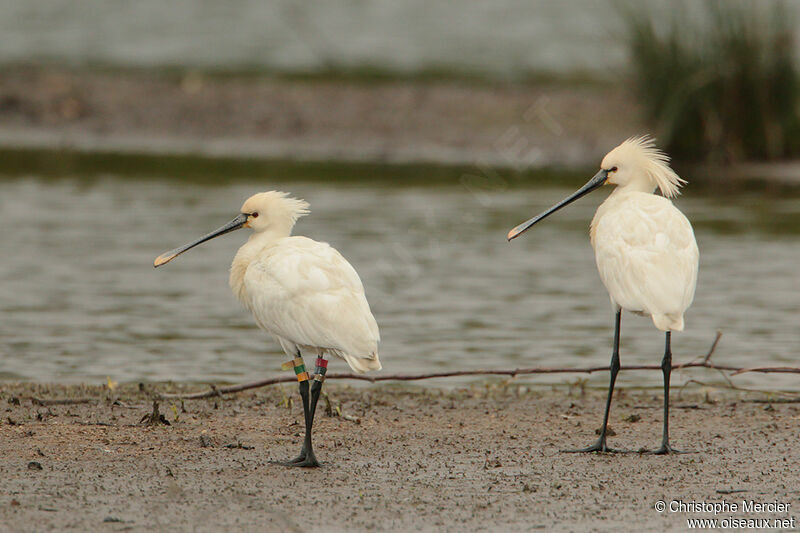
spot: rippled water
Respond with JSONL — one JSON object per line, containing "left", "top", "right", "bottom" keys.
{"left": 1, "top": 175, "right": 799, "bottom": 389}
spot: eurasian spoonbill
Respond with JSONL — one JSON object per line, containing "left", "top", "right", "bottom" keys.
{"left": 508, "top": 136, "right": 699, "bottom": 454}
{"left": 154, "top": 191, "right": 381, "bottom": 467}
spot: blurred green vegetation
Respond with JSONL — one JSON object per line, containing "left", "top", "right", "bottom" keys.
{"left": 0, "top": 145, "right": 794, "bottom": 195}
{"left": 621, "top": 0, "right": 800, "bottom": 162}
{"left": 0, "top": 145, "right": 585, "bottom": 187}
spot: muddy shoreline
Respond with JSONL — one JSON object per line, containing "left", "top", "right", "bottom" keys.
{"left": 0, "top": 66, "right": 640, "bottom": 169}
{"left": 1, "top": 382, "right": 798, "bottom": 532}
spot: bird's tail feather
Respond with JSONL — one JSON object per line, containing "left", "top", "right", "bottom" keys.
{"left": 652, "top": 313, "right": 684, "bottom": 332}
{"left": 340, "top": 351, "right": 382, "bottom": 373}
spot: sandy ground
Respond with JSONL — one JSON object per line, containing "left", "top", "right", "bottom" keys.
{"left": 0, "top": 67, "right": 641, "bottom": 168}
{"left": 0, "top": 382, "right": 798, "bottom": 532}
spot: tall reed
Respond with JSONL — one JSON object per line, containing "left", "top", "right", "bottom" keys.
{"left": 621, "top": 1, "right": 799, "bottom": 162}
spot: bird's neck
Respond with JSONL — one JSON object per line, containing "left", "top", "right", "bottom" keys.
{"left": 228, "top": 229, "right": 289, "bottom": 306}
{"left": 612, "top": 179, "right": 657, "bottom": 196}
{"left": 590, "top": 184, "right": 655, "bottom": 247}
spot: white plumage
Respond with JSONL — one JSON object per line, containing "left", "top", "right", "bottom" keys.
{"left": 233, "top": 234, "right": 381, "bottom": 373}
{"left": 590, "top": 136, "right": 698, "bottom": 330}
{"left": 591, "top": 190, "right": 698, "bottom": 331}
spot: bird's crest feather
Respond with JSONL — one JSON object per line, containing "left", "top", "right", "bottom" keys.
{"left": 241, "top": 191, "right": 310, "bottom": 226}
{"left": 616, "top": 135, "right": 685, "bottom": 198}
{"left": 273, "top": 191, "right": 310, "bottom": 225}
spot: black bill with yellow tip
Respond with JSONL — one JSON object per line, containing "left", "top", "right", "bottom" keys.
{"left": 507, "top": 169, "right": 609, "bottom": 241}
{"left": 153, "top": 213, "right": 249, "bottom": 267}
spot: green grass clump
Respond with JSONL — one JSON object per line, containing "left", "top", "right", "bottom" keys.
{"left": 621, "top": 1, "right": 800, "bottom": 162}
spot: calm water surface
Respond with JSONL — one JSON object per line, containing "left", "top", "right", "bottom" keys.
{"left": 1, "top": 176, "right": 799, "bottom": 389}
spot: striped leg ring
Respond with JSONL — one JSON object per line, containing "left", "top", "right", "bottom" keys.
{"left": 314, "top": 357, "right": 328, "bottom": 382}
{"left": 282, "top": 356, "right": 309, "bottom": 382}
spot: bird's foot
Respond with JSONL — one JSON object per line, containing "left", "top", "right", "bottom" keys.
{"left": 274, "top": 449, "right": 320, "bottom": 468}
{"left": 561, "top": 437, "right": 627, "bottom": 454}
{"left": 642, "top": 443, "right": 692, "bottom": 455}
{"left": 282, "top": 452, "right": 307, "bottom": 465}
{"left": 289, "top": 455, "right": 320, "bottom": 468}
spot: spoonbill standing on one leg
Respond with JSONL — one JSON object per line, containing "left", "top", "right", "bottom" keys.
{"left": 154, "top": 191, "right": 381, "bottom": 467}
{"left": 507, "top": 136, "right": 699, "bottom": 454}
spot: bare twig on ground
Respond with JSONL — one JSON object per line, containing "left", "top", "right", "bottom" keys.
{"left": 29, "top": 398, "right": 97, "bottom": 406}
{"left": 743, "top": 398, "right": 800, "bottom": 404}
{"left": 677, "top": 378, "right": 798, "bottom": 399}
{"left": 155, "top": 331, "right": 797, "bottom": 401}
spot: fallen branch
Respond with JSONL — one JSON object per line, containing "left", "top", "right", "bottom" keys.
{"left": 156, "top": 331, "right": 798, "bottom": 401}
{"left": 677, "top": 378, "right": 798, "bottom": 399}
{"left": 29, "top": 397, "right": 97, "bottom": 406}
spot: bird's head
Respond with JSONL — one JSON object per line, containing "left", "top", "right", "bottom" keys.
{"left": 239, "top": 191, "right": 310, "bottom": 234}
{"left": 507, "top": 135, "right": 684, "bottom": 241}
{"left": 600, "top": 136, "right": 684, "bottom": 198}
{"left": 153, "top": 191, "right": 310, "bottom": 267}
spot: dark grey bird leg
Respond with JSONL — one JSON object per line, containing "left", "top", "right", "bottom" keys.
{"left": 276, "top": 353, "right": 320, "bottom": 467}
{"left": 282, "top": 355, "right": 328, "bottom": 467}
{"left": 563, "top": 309, "right": 624, "bottom": 453}
{"left": 647, "top": 331, "right": 686, "bottom": 455}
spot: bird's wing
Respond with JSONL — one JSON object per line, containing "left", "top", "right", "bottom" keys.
{"left": 593, "top": 196, "right": 699, "bottom": 318}
{"left": 243, "top": 237, "right": 380, "bottom": 361}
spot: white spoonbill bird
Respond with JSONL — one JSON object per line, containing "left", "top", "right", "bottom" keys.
{"left": 508, "top": 136, "right": 698, "bottom": 454}
{"left": 154, "top": 191, "right": 381, "bottom": 467}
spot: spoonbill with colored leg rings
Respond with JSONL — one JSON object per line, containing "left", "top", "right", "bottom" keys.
{"left": 508, "top": 136, "right": 698, "bottom": 454}
{"left": 154, "top": 191, "right": 381, "bottom": 467}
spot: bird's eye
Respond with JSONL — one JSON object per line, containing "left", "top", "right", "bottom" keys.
{"left": 251, "top": 212, "right": 259, "bottom": 218}
{"left": 609, "top": 166, "right": 618, "bottom": 172}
